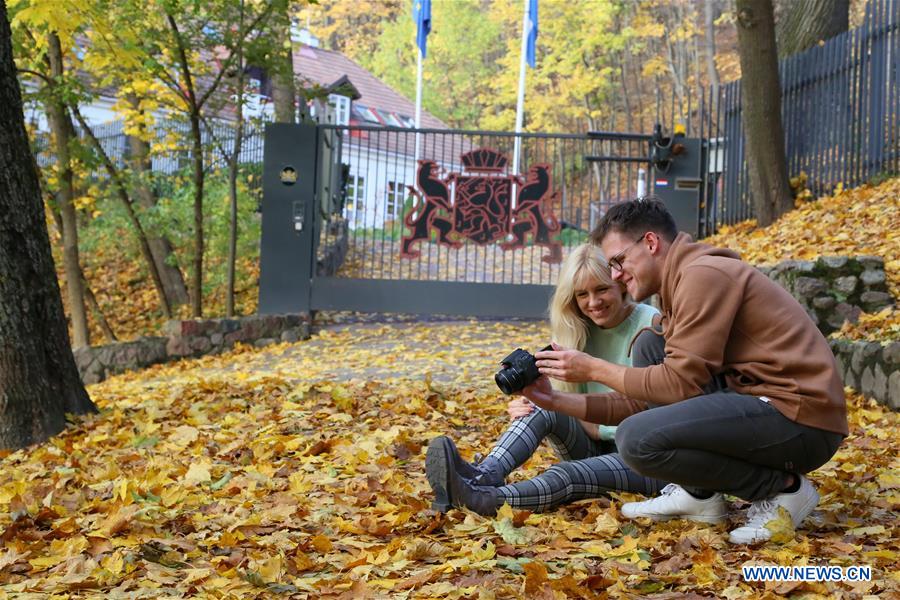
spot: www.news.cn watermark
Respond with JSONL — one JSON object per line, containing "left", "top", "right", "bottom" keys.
{"left": 742, "top": 565, "right": 872, "bottom": 582}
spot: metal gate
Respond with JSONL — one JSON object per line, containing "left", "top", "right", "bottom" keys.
{"left": 258, "top": 123, "right": 655, "bottom": 318}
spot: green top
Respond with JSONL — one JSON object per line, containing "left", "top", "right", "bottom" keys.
{"left": 581, "top": 302, "right": 659, "bottom": 395}
{"left": 577, "top": 302, "right": 658, "bottom": 441}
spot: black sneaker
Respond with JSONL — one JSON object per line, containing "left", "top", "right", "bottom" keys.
{"left": 426, "top": 436, "right": 501, "bottom": 515}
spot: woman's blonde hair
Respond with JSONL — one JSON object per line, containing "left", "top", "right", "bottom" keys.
{"left": 548, "top": 243, "right": 629, "bottom": 392}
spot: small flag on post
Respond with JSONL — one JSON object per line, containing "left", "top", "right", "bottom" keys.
{"left": 525, "top": 0, "right": 538, "bottom": 68}
{"left": 413, "top": 0, "right": 432, "bottom": 58}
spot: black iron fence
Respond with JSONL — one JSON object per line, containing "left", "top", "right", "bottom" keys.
{"left": 259, "top": 123, "right": 660, "bottom": 317}
{"left": 712, "top": 0, "right": 899, "bottom": 226}
{"left": 315, "top": 124, "right": 652, "bottom": 286}
{"left": 33, "top": 116, "right": 267, "bottom": 201}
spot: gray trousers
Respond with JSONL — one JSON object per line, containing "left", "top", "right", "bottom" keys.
{"left": 616, "top": 330, "right": 844, "bottom": 501}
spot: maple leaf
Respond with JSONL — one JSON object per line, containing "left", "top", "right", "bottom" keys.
{"left": 492, "top": 503, "right": 535, "bottom": 546}
{"left": 522, "top": 560, "right": 550, "bottom": 595}
{"left": 182, "top": 460, "right": 212, "bottom": 486}
{"left": 762, "top": 506, "right": 796, "bottom": 544}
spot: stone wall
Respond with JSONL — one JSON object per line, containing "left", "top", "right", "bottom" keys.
{"left": 74, "top": 314, "right": 309, "bottom": 384}
{"left": 759, "top": 256, "right": 894, "bottom": 335}
{"left": 829, "top": 339, "right": 899, "bottom": 410}
{"left": 758, "top": 256, "right": 896, "bottom": 409}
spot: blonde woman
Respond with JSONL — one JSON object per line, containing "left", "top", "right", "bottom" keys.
{"left": 426, "top": 243, "right": 666, "bottom": 514}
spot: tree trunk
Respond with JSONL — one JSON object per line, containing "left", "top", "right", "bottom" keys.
{"left": 189, "top": 110, "right": 204, "bottom": 318}
{"left": 70, "top": 106, "right": 173, "bottom": 318}
{"left": 166, "top": 12, "right": 206, "bottom": 318}
{"left": 81, "top": 267, "right": 118, "bottom": 343}
{"left": 48, "top": 207, "right": 118, "bottom": 343}
{"left": 227, "top": 6, "right": 247, "bottom": 317}
{"left": 46, "top": 33, "right": 90, "bottom": 348}
{"left": 662, "top": 3, "right": 687, "bottom": 122}
{"left": 619, "top": 59, "right": 634, "bottom": 132}
{"left": 0, "top": 5, "right": 97, "bottom": 449}
{"left": 271, "top": 0, "right": 296, "bottom": 124}
{"left": 705, "top": 0, "right": 721, "bottom": 102}
{"left": 125, "top": 96, "right": 190, "bottom": 307}
{"left": 627, "top": 40, "right": 645, "bottom": 132}
{"left": 776, "top": 0, "right": 849, "bottom": 58}
{"left": 735, "top": 0, "right": 794, "bottom": 226}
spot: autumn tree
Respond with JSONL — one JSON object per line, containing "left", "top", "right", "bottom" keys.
{"left": 734, "top": 0, "right": 793, "bottom": 226}
{"left": 206, "top": 1, "right": 260, "bottom": 317}
{"left": 160, "top": 1, "right": 275, "bottom": 317}
{"left": 10, "top": 0, "right": 189, "bottom": 322}
{"left": 776, "top": 0, "right": 849, "bottom": 57}
{"left": 122, "top": 93, "right": 192, "bottom": 310}
{"left": 0, "top": 0, "right": 96, "bottom": 449}
{"left": 80, "top": 0, "right": 275, "bottom": 317}
{"left": 299, "top": 0, "right": 736, "bottom": 138}
{"left": 360, "top": 0, "right": 502, "bottom": 129}
{"left": 8, "top": 2, "right": 92, "bottom": 346}
{"left": 45, "top": 31, "right": 89, "bottom": 347}
{"left": 297, "top": 0, "right": 404, "bottom": 60}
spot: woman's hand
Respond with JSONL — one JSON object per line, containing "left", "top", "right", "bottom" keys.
{"left": 535, "top": 343, "right": 600, "bottom": 383}
{"left": 506, "top": 397, "right": 535, "bottom": 420}
{"left": 519, "top": 375, "right": 555, "bottom": 411}
{"left": 578, "top": 419, "right": 602, "bottom": 441}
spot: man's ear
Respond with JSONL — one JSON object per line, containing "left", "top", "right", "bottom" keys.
{"left": 647, "top": 232, "right": 662, "bottom": 256}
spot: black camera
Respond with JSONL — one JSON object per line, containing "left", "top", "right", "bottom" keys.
{"left": 494, "top": 345, "right": 552, "bottom": 395}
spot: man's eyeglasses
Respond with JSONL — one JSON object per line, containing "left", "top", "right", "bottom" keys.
{"left": 607, "top": 234, "right": 647, "bottom": 273}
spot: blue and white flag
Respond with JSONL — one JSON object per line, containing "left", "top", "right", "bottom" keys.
{"left": 413, "top": 0, "right": 432, "bottom": 58}
{"left": 525, "top": 0, "right": 538, "bottom": 68}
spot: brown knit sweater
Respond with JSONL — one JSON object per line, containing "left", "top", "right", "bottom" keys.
{"left": 622, "top": 233, "right": 848, "bottom": 435}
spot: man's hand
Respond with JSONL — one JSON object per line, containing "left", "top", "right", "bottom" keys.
{"left": 519, "top": 375, "right": 555, "bottom": 411}
{"left": 535, "top": 343, "right": 599, "bottom": 383}
{"left": 506, "top": 397, "right": 536, "bottom": 419}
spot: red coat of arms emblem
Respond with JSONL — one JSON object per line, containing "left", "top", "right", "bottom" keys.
{"left": 400, "top": 148, "right": 562, "bottom": 263}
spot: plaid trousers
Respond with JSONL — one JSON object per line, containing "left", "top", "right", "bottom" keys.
{"left": 485, "top": 407, "right": 665, "bottom": 512}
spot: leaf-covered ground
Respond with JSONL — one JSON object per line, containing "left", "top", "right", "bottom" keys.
{"left": 1, "top": 322, "right": 898, "bottom": 599}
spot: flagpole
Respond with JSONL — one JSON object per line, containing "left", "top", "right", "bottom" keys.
{"left": 415, "top": 47, "right": 423, "bottom": 162}
{"left": 512, "top": 0, "right": 529, "bottom": 204}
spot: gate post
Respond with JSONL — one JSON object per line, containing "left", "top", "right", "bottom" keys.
{"left": 258, "top": 123, "right": 319, "bottom": 315}
{"left": 652, "top": 136, "right": 704, "bottom": 239}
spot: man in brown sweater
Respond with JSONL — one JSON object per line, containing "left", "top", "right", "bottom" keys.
{"left": 534, "top": 198, "right": 847, "bottom": 544}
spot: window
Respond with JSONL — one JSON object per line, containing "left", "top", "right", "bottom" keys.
{"left": 357, "top": 105, "right": 381, "bottom": 124}
{"left": 345, "top": 174, "right": 365, "bottom": 215}
{"left": 328, "top": 94, "right": 351, "bottom": 125}
{"left": 385, "top": 180, "right": 403, "bottom": 217}
{"left": 382, "top": 111, "right": 403, "bottom": 128}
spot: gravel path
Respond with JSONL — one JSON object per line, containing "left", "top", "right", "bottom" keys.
{"left": 144, "top": 319, "right": 550, "bottom": 389}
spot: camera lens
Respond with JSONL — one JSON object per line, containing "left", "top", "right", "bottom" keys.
{"left": 495, "top": 368, "right": 521, "bottom": 395}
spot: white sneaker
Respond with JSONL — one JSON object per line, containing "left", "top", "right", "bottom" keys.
{"left": 620, "top": 484, "right": 727, "bottom": 524}
{"left": 728, "top": 475, "right": 820, "bottom": 544}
